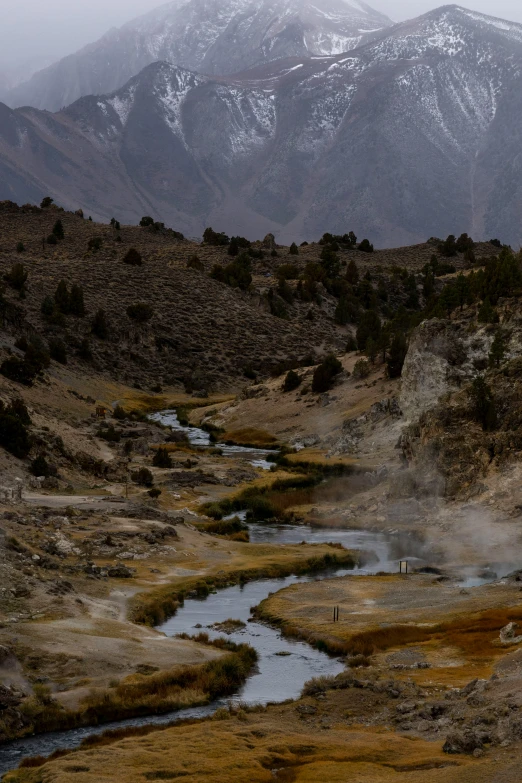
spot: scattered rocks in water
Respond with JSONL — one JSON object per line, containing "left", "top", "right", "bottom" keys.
{"left": 211, "top": 619, "right": 246, "bottom": 634}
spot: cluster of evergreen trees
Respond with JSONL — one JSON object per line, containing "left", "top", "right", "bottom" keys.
{"left": 41, "top": 280, "right": 85, "bottom": 323}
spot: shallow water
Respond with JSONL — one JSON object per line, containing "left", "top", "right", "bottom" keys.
{"left": 0, "top": 414, "right": 508, "bottom": 773}
{"left": 0, "top": 523, "right": 395, "bottom": 774}
{"left": 149, "top": 410, "right": 274, "bottom": 469}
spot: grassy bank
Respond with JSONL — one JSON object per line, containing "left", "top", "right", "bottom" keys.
{"left": 201, "top": 474, "right": 323, "bottom": 521}
{"left": 130, "top": 548, "right": 358, "bottom": 627}
{"left": 254, "top": 598, "right": 522, "bottom": 661}
{"left": 0, "top": 639, "right": 256, "bottom": 744}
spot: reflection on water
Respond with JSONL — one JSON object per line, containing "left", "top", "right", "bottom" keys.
{"left": 1, "top": 411, "right": 514, "bottom": 773}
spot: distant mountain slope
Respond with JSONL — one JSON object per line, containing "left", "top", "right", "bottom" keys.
{"left": 5, "top": 0, "right": 392, "bottom": 112}
{"left": 2, "top": 5, "right": 522, "bottom": 246}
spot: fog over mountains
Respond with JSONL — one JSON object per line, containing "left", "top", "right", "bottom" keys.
{"left": 1, "top": 2, "right": 522, "bottom": 246}
{"left": 5, "top": 0, "right": 393, "bottom": 113}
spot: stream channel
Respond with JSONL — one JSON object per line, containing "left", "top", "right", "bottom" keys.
{"left": 0, "top": 412, "right": 496, "bottom": 774}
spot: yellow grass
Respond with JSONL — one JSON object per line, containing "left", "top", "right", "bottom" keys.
{"left": 4, "top": 713, "right": 499, "bottom": 783}
{"left": 222, "top": 427, "right": 279, "bottom": 448}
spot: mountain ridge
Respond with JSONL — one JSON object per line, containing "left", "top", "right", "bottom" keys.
{"left": 2, "top": 5, "right": 522, "bottom": 245}
{"left": 4, "top": 0, "right": 393, "bottom": 113}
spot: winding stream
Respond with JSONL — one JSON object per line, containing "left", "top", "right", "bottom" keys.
{"left": 0, "top": 413, "right": 502, "bottom": 775}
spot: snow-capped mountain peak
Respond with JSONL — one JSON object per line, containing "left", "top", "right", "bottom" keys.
{"left": 5, "top": 0, "right": 393, "bottom": 112}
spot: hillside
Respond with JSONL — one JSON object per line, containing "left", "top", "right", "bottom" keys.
{"left": 0, "top": 200, "right": 503, "bottom": 392}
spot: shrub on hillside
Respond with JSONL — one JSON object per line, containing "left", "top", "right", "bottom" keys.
{"left": 31, "top": 455, "right": 55, "bottom": 477}
{"left": 52, "top": 220, "right": 64, "bottom": 240}
{"left": 78, "top": 338, "right": 93, "bottom": 361}
{"left": 312, "top": 354, "right": 343, "bottom": 393}
{"left": 203, "top": 227, "right": 229, "bottom": 246}
{"left": 41, "top": 296, "right": 55, "bottom": 318}
{"left": 187, "top": 256, "right": 204, "bottom": 271}
{"left": 469, "top": 376, "right": 497, "bottom": 432}
{"left": 123, "top": 248, "right": 142, "bottom": 266}
{"left": 358, "top": 239, "right": 374, "bottom": 253}
{"left": 49, "top": 338, "right": 67, "bottom": 365}
{"left": 40, "top": 197, "right": 53, "bottom": 208}
{"left": 282, "top": 369, "right": 301, "bottom": 392}
{"left": 91, "top": 309, "right": 108, "bottom": 339}
{"left": 127, "top": 303, "right": 153, "bottom": 322}
{"left": 132, "top": 467, "right": 154, "bottom": 486}
{"left": 210, "top": 253, "right": 252, "bottom": 291}
{"left": 88, "top": 237, "right": 103, "bottom": 252}
{"left": 16, "top": 242, "right": 24, "bottom": 253}
{"left": 1, "top": 338, "right": 50, "bottom": 386}
{"left": 0, "top": 398, "right": 31, "bottom": 458}
{"left": 97, "top": 425, "right": 121, "bottom": 443}
{"left": 139, "top": 216, "right": 154, "bottom": 227}
{"left": 152, "top": 447, "right": 172, "bottom": 468}
{"left": 4, "top": 263, "right": 28, "bottom": 296}
{"left": 386, "top": 332, "right": 408, "bottom": 378}
{"left": 356, "top": 310, "right": 381, "bottom": 351}
{"left": 352, "top": 359, "right": 371, "bottom": 379}
{"left": 54, "top": 280, "right": 70, "bottom": 314}
{"left": 277, "top": 264, "right": 299, "bottom": 280}
{"left": 69, "top": 284, "right": 85, "bottom": 317}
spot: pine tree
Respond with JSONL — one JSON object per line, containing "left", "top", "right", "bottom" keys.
{"left": 489, "top": 331, "right": 507, "bottom": 368}
{"left": 386, "top": 332, "right": 408, "bottom": 378}
{"left": 469, "top": 376, "right": 497, "bottom": 431}
{"left": 358, "top": 239, "right": 374, "bottom": 253}
{"left": 92, "top": 309, "right": 108, "bottom": 339}
{"left": 346, "top": 259, "right": 359, "bottom": 285}
{"left": 365, "top": 337, "right": 377, "bottom": 363}
{"left": 69, "top": 284, "right": 85, "bottom": 317}
{"left": 54, "top": 280, "right": 70, "bottom": 314}
{"left": 356, "top": 310, "right": 381, "bottom": 351}
{"left": 228, "top": 237, "right": 239, "bottom": 256}
{"left": 477, "top": 297, "right": 497, "bottom": 324}
{"left": 52, "top": 219, "right": 64, "bottom": 240}
{"left": 282, "top": 370, "right": 301, "bottom": 392}
{"left": 312, "top": 355, "right": 343, "bottom": 393}
{"left": 289, "top": 242, "right": 299, "bottom": 256}
{"left": 6, "top": 263, "right": 28, "bottom": 296}
{"left": 153, "top": 447, "right": 172, "bottom": 468}
{"left": 455, "top": 274, "right": 470, "bottom": 310}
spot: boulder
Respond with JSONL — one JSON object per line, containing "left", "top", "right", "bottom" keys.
{"left": 443, "top": 730, "right": 487, "bottom": 754}
{"left": 107, "top": 565, "right": 135, "bottom": 578}
{"left": 500, "top": 622, "right": 522, "bottom": 645}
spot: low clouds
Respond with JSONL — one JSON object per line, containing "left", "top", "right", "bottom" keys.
{"left": 2, "top": 0, "right": 522, "bottom": 72}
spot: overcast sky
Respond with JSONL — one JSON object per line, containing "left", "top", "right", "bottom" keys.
{"left": 2, "top": 0, "right": 522, "bottom": 71}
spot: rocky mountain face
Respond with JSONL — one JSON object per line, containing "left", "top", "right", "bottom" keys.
{"left": 5, "top": 0, "right": 392, "bottom": 112}
{"left": 2, "top": 5, "right": 522, "bottom": 246}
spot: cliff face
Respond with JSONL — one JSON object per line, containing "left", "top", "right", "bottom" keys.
{"left": 400, "top": 303, "right": 522, "bottom": 498}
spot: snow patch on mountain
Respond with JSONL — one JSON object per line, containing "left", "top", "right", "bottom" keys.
{"left": 156, "top": 69, "right": 204, "bottom": 144}
{"left": 107, "top": 86, "right": 137, "bottom": 127}
{"left": 215, "top": 86, "right": 276, "bottom": 157}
